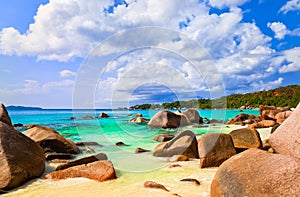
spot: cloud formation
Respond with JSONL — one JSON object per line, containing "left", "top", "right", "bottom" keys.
{"left": 279, "top": 0, "right": 300, "bottom": 14}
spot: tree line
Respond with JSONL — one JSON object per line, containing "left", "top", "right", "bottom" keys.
{"left": 130, "top": 85, "right": 300, "bottom": 110}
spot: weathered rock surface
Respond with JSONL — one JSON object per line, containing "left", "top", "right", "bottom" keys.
{"left": 148, "top": 111, "right": 190, "bottom": 128}
{"left": 182, "top": 109, "right": 203, "bottom": 124}
{"left": 226, "top": 113, "right": 261, "bottom": 125}
{"left": 23, "top": 125, "right": 80, "bottom": 154}
{"left": 153, "top": 130, "right": 199, "bottom": 158}
{"left": 56, "top": 153, "right": 108, "bottom": 171}
{"left": 269, "top": 102, "right": 300, "bottom": 159}
{"left": 248, "top": 120, "right": 276, "bottom": 128}
{"left": 0, "top": 104, "right": 12, "bottom": 126}
{"left": 0, "top": 122, "right": 45, "bottom": 190}
{"left": 45, "top": 160, "right": 116, "bottom": 182}
{"left": 198, "top": 133, "right": 236, "bottom": 168}
{"left": 144, "top": 181, "right": 169, "bottom": 192}
{"left": 211, "top": 148, "right": 300, "bottom": 197}
{"left": 259, "top": 105, "right": 290, "bottom": 121}
{"left": 229, "top": 128, "right": 262, "bottom": 149}
{"left": 129, "top": 117, "right": 149, "bottom": 123}
{"left": 275, "top": 110, "right": 292, "bottom": 124}
{"left": 168, "top": 155, "right": 188, "bottom": 162}
{"left": 153, "top": 133, "right": 174, "bottom": 142}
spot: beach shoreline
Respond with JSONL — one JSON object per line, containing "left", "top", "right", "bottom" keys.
{"left": 3, "top": 124, "right": 271, "bottom": 197}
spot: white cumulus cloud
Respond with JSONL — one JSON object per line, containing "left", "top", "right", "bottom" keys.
{"left": 267, "top": 22, "right": 289, "bottom": 39}
{"left": 60, "top": 69, "right": 76, "bottom": 77}
{"left": 279, "top": 0, "right": 300, "bottom": 14}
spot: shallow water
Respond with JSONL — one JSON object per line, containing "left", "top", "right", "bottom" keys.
{"left": 5, "top": 109, "right": 259, "bottom": 196}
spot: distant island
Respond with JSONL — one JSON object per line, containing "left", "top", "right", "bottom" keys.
{"left": 7, "top": 106, "right": 43, "bottom": 110}
{"left": 130, "top": 85, "right": 300, "bottom": 110}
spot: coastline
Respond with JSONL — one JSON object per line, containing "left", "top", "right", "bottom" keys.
{"left": 3, "top": 125, "right": 271, "bottom": 197}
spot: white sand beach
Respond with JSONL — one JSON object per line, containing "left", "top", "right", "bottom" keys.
{"left": 4, "top": 125, "right": 272, "bottom": 197}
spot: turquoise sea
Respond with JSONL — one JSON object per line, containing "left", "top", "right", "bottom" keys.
{"left": 5, "top": 108, "right": 262, "bottom": 196}
{"left": 8, "top": 109, "right": 260, "bottom": 163}
{"left": 8, "top": 109, "right": 260, "bottom": 143}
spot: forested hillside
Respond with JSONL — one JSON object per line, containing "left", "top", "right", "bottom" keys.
{"left": 130, "top": 85, "right": 300, "bottom": 109}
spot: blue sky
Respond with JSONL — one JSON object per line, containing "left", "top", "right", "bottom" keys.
{"left": 0, "top": 0, "right": 300, "bottom": 108}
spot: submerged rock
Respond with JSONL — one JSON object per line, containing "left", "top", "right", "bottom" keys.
{"left": 45, "top": 160, "right": 116, "bottom": 182}
{"left": 23, "top": 125, "right": 80, "bottom": 154}
{"left": 0, "top": 122, "right": 45, "bottom": 190}
{"left": 135, "top": 147, "right": 151, "bottom": 153}
{"left": 153, "top": 130, "right": 199, "bottom": 158}
{"left": 211, "top": 148, "right": 300, "bottom": 197}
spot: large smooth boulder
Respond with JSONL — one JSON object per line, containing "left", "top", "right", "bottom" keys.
{"left": 211, "top": 148, "right": 300, "bottom": 197}
{"left": 56, "top": 153, "right": 108, "bottom": 171}
{"left": 269, "top": 102, "right": 300, "bottom": 159}
{"left": 182, "top": 109, "right": 203, "bottom": 124}
{"left": 198, "top": 133, "right": 236, "bottom": 168}
{"left": 153, "top": 130, "right": 199, "bottom": 158}
{"left": 275, "top": 110, "right": 292, "bottom": 124}
{"left": 23, "top": 125, "right": 80, "bottom": 154}
{"left": 0, "top": 122, "right": 45, "bottom": 190}
{"left": 45, "top": 160, "right": 116, "bottom": 182}
{"left": 148, "top": 111, "right": 190, "bottom": 128}
{"left": 226, "top": 114, "right": 261, "bottom": 125}
{"left": 229, "top": 128, "right": 262, "bottom": 149}
{"left": 0, "top": 104, "right": 12, "bottom": 126}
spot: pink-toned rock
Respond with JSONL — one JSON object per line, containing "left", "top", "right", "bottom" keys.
{"left": 275, "top": 110, "right": 292, "bottom": 124}
{"left": 56, "top": 153, "right": 108, "bottom": 170}
{"left": 211, "top": 148, "right": 300, "bottom": 197}
{"left": 0, "top": 122, "right": 45, "bottom": 190}
{"left": 182, "top": 109, "right": 203, "bottom": 124}
{"left": 229, "top": 128, "right": 262, "bottom": 149}
{"left": 153, "top": 130, "right": 199, "bottom": 158}
{"left": 23, "top": 125, "right": 80, "bottom": 154}
{"left": 129, "top": 117, "right": 149, "bottom": 123}
{"left": 144, "top": 181, "right": 169, "bottom": 192}
{"left": 0, "top": 104, "right": 12, "bottom": 126}
{"left": 226, "top": 114, "right": 261, "bottom": 125}
{"left": 248, "top": 120, "right": 276, "bottom": 128}
{"left": 198, "top": 133, "right": 236, "bottom": 168}
{"left": 269, "top": 102, "right": 300, "bottom": 159}
{"left": 148, "top": 111, "right": 190, "bottom": 128}
{"left": 45, "top": 160, "right": 116, "bottom": 182}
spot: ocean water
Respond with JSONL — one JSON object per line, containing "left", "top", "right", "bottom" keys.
{"left": 5, "top": 109, "right": 260, "bottom": 196}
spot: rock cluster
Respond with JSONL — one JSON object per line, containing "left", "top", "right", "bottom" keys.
{"left": 0, "top": 104, "right": 45, "bottom": 190}
{"left": 211, "top": 102, "right": 300, "bottom": 196}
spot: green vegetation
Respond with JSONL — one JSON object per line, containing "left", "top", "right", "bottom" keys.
{"left": 130, "top": 85, "right": 300, "bottom": 109}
